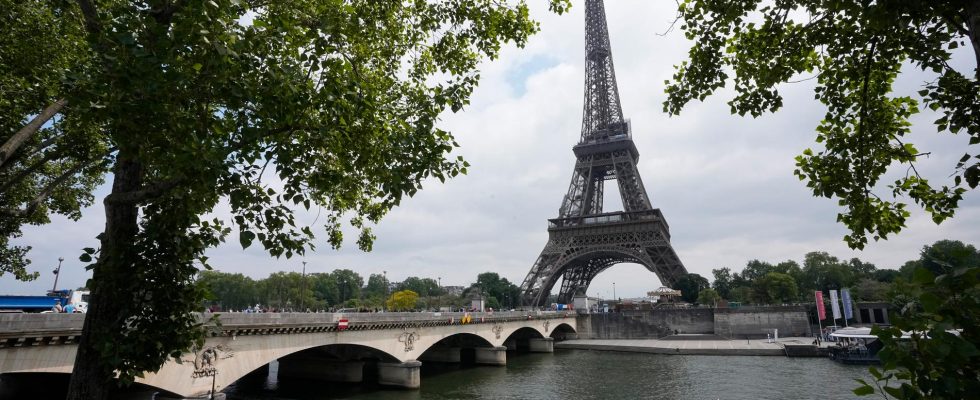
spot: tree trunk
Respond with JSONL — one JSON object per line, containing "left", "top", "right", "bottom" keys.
{"left": 969, "top": 0, "right": 980, "bottom": 79}
{"left": 65, "top": 152, "right": 142, "bottom": 400}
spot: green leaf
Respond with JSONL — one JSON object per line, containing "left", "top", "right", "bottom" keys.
{"left": 853, "top": 384, "right": 875, "bottom": 396}
{"left": 239, "top": 231, "right": 255, "bottom": 249}
{"left": 913, "top": 267, "right": 934, "bottom": 285}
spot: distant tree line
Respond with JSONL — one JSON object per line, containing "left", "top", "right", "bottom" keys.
{"left": 674, "top": 240, "right": 978, "bottom": 306}
{"left": 197, "top": 269, "right": 523, "bottom": 311}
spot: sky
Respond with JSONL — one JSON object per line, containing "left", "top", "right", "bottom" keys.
{"left": 6, "top": 1, "right": 979, "bottom": 299}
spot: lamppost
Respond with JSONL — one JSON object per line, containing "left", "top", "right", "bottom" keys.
{"left": 300, "top": 261, "right": 307, "bottom": 312}
{"left": 613, "top": 282, "right": 616, "bottom": 301}
{"left": 51, "top": 257, "right": 64, "bottom": 293}
{"left": 383, "top": 270, "right": 387, "bottom": 312}
{"left": 438, "top": 277, "right": 442, "bottom": 311}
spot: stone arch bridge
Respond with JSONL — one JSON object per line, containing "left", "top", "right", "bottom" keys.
{"left": 0, "top": 312, "right": 577, "bottom": 398}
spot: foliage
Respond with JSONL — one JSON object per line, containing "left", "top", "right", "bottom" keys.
{"left": 386, "top": 290, "right": 419, "bottom": 312}
{"left": 0, "top": 0, "right": 108, "bottom": 281}
{"left": 696, "top": 287, "right": 722, "bottom": 306}
{"left": 364, "top": 273, "right": 389, "bottom": 301}
{"left": 330, "top": 269, "right": 364, "bottom": 306}
{"left": 752, "top": 272, "right": 799, "bottom": 304}
{"left": 0, "top": 1, "right": 571, "bottom": 397}
{"left": 710, "top": 267, "right": 741, "bottom": 300}
{"left": 711, "top": 251, "right": 885, "bottom": 304}
{"left": 675, "top": 273, "right": 710, "bottom": 303}
{"left": 464, "top": 272, "right": 521, "bottom": 309}
{"left": 852, "top": 278, "right": 890, "bottom": 302}
{"left": 198, "top": 271, "right": 259, "bottom": 310}
{"left": 918, "top": 239, "right": 980, "bottom": 276}
{"left": 801, "top": 252, "right": 858, "bottom": 293}
{"left": 855, "top": 240, "right": 980, "bottom": 398}
{"left": 666, "top": 0, "right": 980, "bottom": 249}
{"left": 398, "top": 276, "right": 443, "bottom": 297}
{"left": 856, "top": 265, "right": 980, "bottom": 399}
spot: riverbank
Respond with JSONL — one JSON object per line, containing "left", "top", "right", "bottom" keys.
{"left": 555, "top": 337, "right": 825, "bottom": 356}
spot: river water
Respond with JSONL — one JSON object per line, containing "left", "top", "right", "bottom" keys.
{"left": 224, "top": 350, "right": 873, "bottom": 400}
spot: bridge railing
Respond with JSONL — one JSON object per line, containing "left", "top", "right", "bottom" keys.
{"left": 0, "top": 311, "right": 576, "bottom": 341}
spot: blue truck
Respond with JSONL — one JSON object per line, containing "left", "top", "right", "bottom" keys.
{"left": 0, "top": 290, "right": 89, "bottom": 313}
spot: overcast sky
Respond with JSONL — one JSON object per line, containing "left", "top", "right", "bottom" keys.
{"left": 7, "top": 1, "right": 979, "bottom": 299}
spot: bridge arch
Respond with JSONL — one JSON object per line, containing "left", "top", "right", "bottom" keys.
{"left": 0, "top": 313, "right": 578, "bottom": 398}
{"left": 549, "top": 322, "right": 577, "bottom": 340}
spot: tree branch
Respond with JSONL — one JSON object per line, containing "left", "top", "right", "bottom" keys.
{"left": 0, "top": 99, "right": 67, "bottom": 168}
{"left": 103, "top": 179, "right": 183, "bottom": 205}
{"left": 75, "top": 0, "right": 103, "bottom": 34}
{"left": 1, "top": 160, "right": 89, "bottom": 218}
{"left": 0, "top": 149, "right": 69, "bottom": 194}
{"left": 966, "top": 1, "right": 980, "bottom": 79}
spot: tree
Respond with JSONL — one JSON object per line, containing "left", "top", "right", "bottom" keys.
{"left": 310, "top": 272, "right": 339, "bottom": 307}
{"left": 197, "top": 271, "right": 258, "bottom": 311}
{"left": 697, "top": 288, "right": 722, "bottom": 307}
{"left": 855, "top": 239, "right": 979, "bottom": 398}
{"left": 801, "top": 251, "right": 856, "bottom": 293}
{"left": 465, "top": 272, "right": 521, "bottom": 309}
{"left": 364, "top": 273, "right": 389, "bottom": 303}
{"left": 740, "top": 260, "right": 775, "bottom": 282}
{"left": 873, "top": 269, "right": 901, "bottom": 283}
{"left": 330, "top": 269, "right": 363, "bottom": 306}
{"left": 386, "top": 290, "right": 419, "bottom": 312}
{"left": 398, "top": 276, "right": 442, "bottom": 297}
{"left": 0, "top": 1, "right": 572, "bottom": 398}
{"left": 919, "top": 239, "right": 980, "bottom": 276}
{"left": 675, "top": 273, "right": 710, "bottom": 303}
{"left": 857, "top": 266, "right": 980, "bottom": 399}
{"left": 0, "top": 0, "right": 109, "bottom": 282}
{"left": 752, "top": 272, "right": 799, "bottom": 304}
{"left": 852, "top": 278, "right": 889, "bottom": 302}
{"left": 710, "top": 267, "right": 738, "bottom": 299}
{"left": 666, "top": 1, "right": 980, "bottom": 249}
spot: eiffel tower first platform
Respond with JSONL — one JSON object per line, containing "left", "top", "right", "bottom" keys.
{"left": 519, "top": 0, "right": 687, "bottom": 307}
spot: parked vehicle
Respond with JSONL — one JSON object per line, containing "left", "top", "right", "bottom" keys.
{"left": 0, "top": 289, "right": 89, "bottom": 313}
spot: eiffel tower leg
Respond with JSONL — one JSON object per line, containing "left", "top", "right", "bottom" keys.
{"left": 519, "top": 246, "right": 563, "bottom": 307}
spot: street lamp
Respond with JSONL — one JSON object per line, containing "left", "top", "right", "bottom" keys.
{"left": 383, "top": 270, "right": 387, "bottom": 312}
{"left": 301, "top": 261, "right": 307, "bottom": 312}
{"left": 438, "top": 277, "right": 442, "bottom": 311}
{"left": 613, "top": 282, "right": 616, "bottom": 301}
{"left": 51, "top": 257, "right": 64, "bottom": 293}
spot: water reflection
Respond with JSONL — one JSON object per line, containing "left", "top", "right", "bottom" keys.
{"left": 225, "top": 350, "right": 872, "bottom": 400}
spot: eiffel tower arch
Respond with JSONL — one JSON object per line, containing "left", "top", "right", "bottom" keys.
{"left": 519, "top": 0, "right": 687, "bottom": 307}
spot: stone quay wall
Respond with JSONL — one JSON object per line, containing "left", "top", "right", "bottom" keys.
{"left": 582, "top": 306, "right": 811, "bottom": 339}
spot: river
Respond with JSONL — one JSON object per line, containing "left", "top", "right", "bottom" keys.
{"left": 224, "top": 350, "right": 873, "bottom": 400}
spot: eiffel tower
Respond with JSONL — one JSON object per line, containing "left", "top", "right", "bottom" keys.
{"left": 519, "top": 0, "right": 687, "bottom": 307}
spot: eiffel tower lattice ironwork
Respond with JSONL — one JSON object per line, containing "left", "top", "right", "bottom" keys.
{"left": 519, "top": 0, "right": 687, "bottom": 307}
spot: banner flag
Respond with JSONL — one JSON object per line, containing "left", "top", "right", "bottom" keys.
{"left": 842, "top": 289, "right": 853, "bottom": 320}
{"left": 815, "top": 291, "right": 826, "bottom": 320}
{"left": 829, "top": 290, "right": 841, "bottom": 320}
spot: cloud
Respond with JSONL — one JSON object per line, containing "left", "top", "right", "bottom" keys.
{"left": 6, "top": 1, "right": 978, "bottom": 300}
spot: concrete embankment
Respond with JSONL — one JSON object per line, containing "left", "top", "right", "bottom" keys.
{"left": 555, "top": 338, "right": 822, "bottom": 357}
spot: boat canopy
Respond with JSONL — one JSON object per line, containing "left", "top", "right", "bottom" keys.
{"left": 830, "top": 327, "right": 915, "bottom": 340}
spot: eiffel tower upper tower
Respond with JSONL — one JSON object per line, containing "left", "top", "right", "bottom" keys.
{"left": 519, "top": 0, "right": 687, "bottom": 306}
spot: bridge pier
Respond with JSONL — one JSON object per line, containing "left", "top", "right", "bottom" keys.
{"left": 377, "top": 360, "right": 421, "bottom": 389}
{"left": 278, "top": 357, "right": 364, "bottom": 383}
{"left": 528, "top": 337, "right": 555, "bottom": 353}
{"left": 419, "top": 346, "right": 461, "bottom": 363}
{"left": 474, "top": 346, "right": 507, "bottom": 366}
